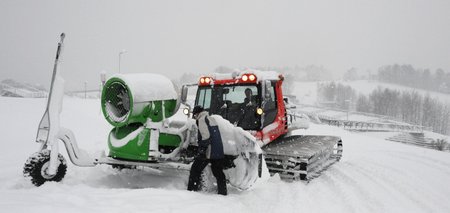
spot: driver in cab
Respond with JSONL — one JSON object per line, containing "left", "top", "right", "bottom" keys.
{"left": 243, "top": 88, "right": 255, "bottom": 107}
{"left": 239, "top": 88, "right": 258, "bottom": 129}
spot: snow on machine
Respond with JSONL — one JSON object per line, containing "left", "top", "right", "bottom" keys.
{"left": 23, "top": 34, "right": 342, "bottom": 188}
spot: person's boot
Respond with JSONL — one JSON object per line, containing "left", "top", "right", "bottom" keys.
{"left": 187, "top": 179, "right": 196, "bottom": 191}
{"left": 187, "top": 176, "right": 200, "bottom": 191}
{"left": 217, "top": 178, "right": 227, "bottom": 195}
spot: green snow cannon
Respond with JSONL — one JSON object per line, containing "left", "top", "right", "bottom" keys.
{"left": 101, "top": 74, "right": 179, "bottom": 126}
{"left": 101, "top": 73, "right": 181, "bottom": 161}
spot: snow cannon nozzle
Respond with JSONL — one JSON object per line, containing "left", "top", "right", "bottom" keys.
{"left": 101, "top": 73, "right": 180, "bottom": 127}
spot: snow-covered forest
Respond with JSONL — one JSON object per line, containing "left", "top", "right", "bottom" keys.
{"left": 378, "top": 64, "right": 450, "bottom": 94}
{"left": 318, "top": 82, "right": 450, "bottom": 134}
{"left": 317, "top": 66, "right": 450, "bottom": 135}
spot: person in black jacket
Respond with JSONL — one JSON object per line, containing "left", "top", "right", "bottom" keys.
{"left": 239, "top": 88, "right": 258, "bottom": 129}
{"left": 187, "top": 106, "right": 227, "bottom": 195}
{"left": 243, "top": 88, "right": 255, "bottom": 106}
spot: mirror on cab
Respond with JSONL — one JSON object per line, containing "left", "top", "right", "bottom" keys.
{"left": 264, "top": 80, "right": 272, "bottom": 100}
{"left": 181, "top": 85, "right": 188, "bottom": 104}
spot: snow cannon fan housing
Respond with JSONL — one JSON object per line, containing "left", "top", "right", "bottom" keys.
{"left": 101, "top": 73, "right": 179, "bottom": 127}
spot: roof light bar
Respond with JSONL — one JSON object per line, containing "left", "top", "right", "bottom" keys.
{"left": 199, "top": 77, "right": 213, "bottom": 85}
{"left": 240, "top": 73, "right": 257, "bottom": 83}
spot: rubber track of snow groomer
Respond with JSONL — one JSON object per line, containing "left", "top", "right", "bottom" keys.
{"left": 263, "top": 135, "right": 343, "bottom": 181}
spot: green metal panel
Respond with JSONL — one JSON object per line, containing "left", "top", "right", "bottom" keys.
{"left": 159, "top": 133, "right": 182, "bottom": 147}
{"left": 108, "top": 124, "right": 150, "bottom": 161}
{"left": 107, "top": 124, "right": 182, "bottom": 161}
{"left": 148, "top": 100, "right": 178, "bottom": 122}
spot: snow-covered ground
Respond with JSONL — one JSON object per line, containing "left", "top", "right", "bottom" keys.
{"left": 290, "top": 81, "right": 319, "bottom": 105}
{"left": 1, "top": 96, "right": 450, "bottom": 212}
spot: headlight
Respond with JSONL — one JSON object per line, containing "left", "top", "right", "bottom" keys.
{"left": 256, "top": 108, "right": 264, "bottom": 115}
{"left": 183, "top": 108, "right": 190, "bottom": 115}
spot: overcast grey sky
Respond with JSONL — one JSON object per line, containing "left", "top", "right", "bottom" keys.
{"left": 1, "top": 0, "right": 449, "bottom": 90}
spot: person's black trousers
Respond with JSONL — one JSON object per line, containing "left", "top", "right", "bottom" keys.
{"left": 187, "top": 157, "right": 227, "bottom": 195}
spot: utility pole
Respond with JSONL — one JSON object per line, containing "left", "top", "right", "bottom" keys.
{"left": 100, "top": 71, "right": 107, "bottom": 98}
{"left": 119, "top": 49, "right": 127, "bottom": 73}
{"left": 100, "top": 71, "right": 107, "bottom": 87}
{"left": 345, "top": 99, "right": 351, "bottom": 120}
{"left": 84, "top": 81, "right": 87, "bottom": 99}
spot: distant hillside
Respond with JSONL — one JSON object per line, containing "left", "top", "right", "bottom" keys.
{"left": 339, "top": 80, "right": 450, "bottom": 103}
{"left": 0, "top": 79, "right": 48, "bottom": 98}
{"left": 377, "top": 64, "right": 450, "bottom": 94}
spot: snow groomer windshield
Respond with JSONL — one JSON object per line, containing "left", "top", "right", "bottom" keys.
{"left": 195, "top": 85, "right": 261, "bottom": 130}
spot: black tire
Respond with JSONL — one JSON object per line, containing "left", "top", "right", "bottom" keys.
{"left": 23, "top": 150, "right": 67, "bottom": 186}
{"left": 111, "top": 164, "right": 136, "bottom": 170}
{"left": 200, "top": 166, "right": 215, "bottom": 192}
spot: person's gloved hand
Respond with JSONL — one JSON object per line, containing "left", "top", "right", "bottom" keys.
{"left": 179, "top": 148, "right": 188, "bottom": 157}
{"left": 197, "top": 145, "right": 207, "bottom": 156}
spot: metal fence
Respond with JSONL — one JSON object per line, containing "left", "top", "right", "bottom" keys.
{"left": 294, "top": 103, "right": 427, "bottom": 134}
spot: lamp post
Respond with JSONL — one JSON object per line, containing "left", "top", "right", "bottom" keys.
{"left": 100, "top": 71, "right": 107, "bottom": 86}
{"left": 345, "top": 99, "right": 351, "bottom": 120}
{"left": 84, "top": 81, "right": 87, "bottom": 99}
{"left": 100, "top": 71, "right": 107, "bottom": 98}
{"left": 118, "top": 49, "right": 127, "bottom": 73}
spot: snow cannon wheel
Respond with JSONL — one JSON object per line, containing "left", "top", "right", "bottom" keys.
{"left": 111, "top": 164, "right": 136, "bottom": 171}
{"left": 23, "top": 150, "right": 67, "bottom": 186}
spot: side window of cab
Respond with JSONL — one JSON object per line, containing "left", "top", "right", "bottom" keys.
{"left": 196, "top": 87, "right": 212, "bottom": 110}
{"left": 263, "top": 81, "right": 277, "bottom": 127}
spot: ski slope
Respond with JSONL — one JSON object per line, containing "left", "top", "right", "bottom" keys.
{"left": 1, "top": 96, "right": 450, "bottom": 213}
{"left": 291, "top": 80, "right": 450, "bottom": 105}
{"left": 339, "top": 80, "right": 450, "bottom": 103}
